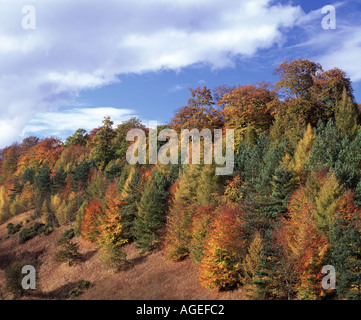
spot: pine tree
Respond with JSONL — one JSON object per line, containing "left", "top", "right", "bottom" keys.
{"left": 356, "top": 180, "right": 361, "bottom": 208}
{"left": 51, "top": 167, "right": 66, "bottom": 195}
{"left": 307, "top": 120, "right": 342, "bottom": 171}
{"left": 119, "top": 169, "right": 142, "bottom": 240}
{"left": 263, "top": 165, "right": 296, "bottom": 218}
{"left": 35, "top": 162, "right": 51, "bottom": 197}
{"left": 55, "top": 239, "right": 83, "bottom": 266}
{"left": 134, "top": 170, "right": 169, "bottom": 253}
{"left": 331, "top": 212, "right": 361, "bottom": 300}
{"left": 254, "top": 230, "right": 290, "bottom": 299}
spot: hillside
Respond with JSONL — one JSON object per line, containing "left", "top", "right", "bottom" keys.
{"left": 0, "top": 210, "right": 244, "bottom": 300}
{"left": 1, "top": 59, "right": 361, "bottom": 300}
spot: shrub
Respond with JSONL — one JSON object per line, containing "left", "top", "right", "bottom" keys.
{"left": 5, "top": 261, "right": 35, "bottom": 298}
{"left": 61, "top": 280, "right": 91, "bottom": 299}
{"left": 57, "top": 228, "right": 75, "bottom": 245}
{"left": 7, "top": 223, "right": 22, "bottom": 235}
{"left": 55, "top": 239, "right": 83, "bottom": 266}
{"left": 18, "top": 222, "right": 52, "bottom": 244}
{"left": 19, "top": 228, "right": 37, "bottom": 244}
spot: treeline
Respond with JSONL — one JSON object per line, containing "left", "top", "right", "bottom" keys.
{"left": 1, "top": 59, "right": 361, "bottom": 299}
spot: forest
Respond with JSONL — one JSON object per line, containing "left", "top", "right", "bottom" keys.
{"left": 1, "top": 58, "right": 361, "bottom": 300}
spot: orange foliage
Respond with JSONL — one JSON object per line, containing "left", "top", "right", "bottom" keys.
{"left": 81, "top": 199, "right": 104, "bottom": 243}
{"left": 280, "top": 187, "right": 329, "bottom": 299}
{"left": 220, "top": 82, "right": 277, "bottom": 132}
{"left": 198, "top": 204, "right": 244, "bottom": 289}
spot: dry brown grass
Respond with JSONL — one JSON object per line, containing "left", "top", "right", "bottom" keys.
{"left": 0, "top": 212, "right": 245, "bottom": 300}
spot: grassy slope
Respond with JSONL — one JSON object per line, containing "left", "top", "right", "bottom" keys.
{"left": 0, "top": 211, "right": 245, "bottom": 300}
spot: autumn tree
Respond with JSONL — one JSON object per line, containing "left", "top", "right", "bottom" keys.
{"left": 220, "top": 82, "right": 278, "bottom": 138}
{"left": 165, "top": 165, "right": 202, "bottom": 261}
{"left": 189, "top": 205, "right": 215, "bottom": 264}
{"left": 81, "top": 199, "right": 104, "bottom": 243}
{"left": 315, "top": 172, "right": 343, "bottom": 233}
{"left": 281, "top": 187, "right": 329, "bottom": 299}
{"left": 199, "top": 205, "right": 244, "bottom": 290}
{"left": 171, "top": 87, "right": 223, "bottom": 132}
{"left": 98, "top": 195, "right": 128, "bottom": 250}
{"left": 335, "top": 88, "right": 359, "bottom": 138}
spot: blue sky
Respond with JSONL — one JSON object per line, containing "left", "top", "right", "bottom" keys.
{"left": 0, "top": 0, "right": 361, "bottom": 147}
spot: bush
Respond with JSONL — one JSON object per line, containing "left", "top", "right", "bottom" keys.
{"left": 18, "top": 222, "right": 53, "bottom": 244}
{"left": 7, "top": 223, "right": 22, "bottom": 235}
{"left": 57, "top": 228, "right": 75, "bottom": 245}
{"left": 61, "top": 280, "right": 91, "bottom": 299}
{"left": 5, "top": 261, "right": 35, "bottom": 298}
{"left": 19, "top": 228, "right": 37, "bottom": 244}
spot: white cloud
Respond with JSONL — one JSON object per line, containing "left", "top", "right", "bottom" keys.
{"left": 24, "top": 107, "right": 137, "bottom": 139}
{"left": 293, "top": 2, "right": 361, "bottom": 83}
{"left": 0, "top": 0, "right": 303, "bottom": 147}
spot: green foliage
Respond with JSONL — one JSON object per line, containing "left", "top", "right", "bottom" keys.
{"left": 65, "top": 128, "right": 89, "bottom": 147}
{"left": 5, "top": 261, "right": 36, "bottom": 298}
{"left": 61, "top": 280, "right": 91, "bottom": 299}
{"left": 119, "top": 169, "right": 142, "bottom": 240}
{"left": 55, "top": 238, "right": 83, "bottom": 266}
{"left": 7, "top": 222, "right": 22, "bottom": 235}
{"left": 57, "top": 228, "right": 75, "bottom": 245}
{"left": 90, "top": 116, "right": 117, "bottom": 169}
{"left": 331, "top": 213, "right": 361, "bottom": 300}
{"left": 18, "top": 222, "right": 51, "bottom": 244}
{"left": 134, "top": 170, "right": 169, "bottom": 253}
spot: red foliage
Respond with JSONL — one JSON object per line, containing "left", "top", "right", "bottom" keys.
{"left": 81, "top": 199, "right": 104, "bottom": 243}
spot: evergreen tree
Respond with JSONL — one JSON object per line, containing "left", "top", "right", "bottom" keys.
{"left": 72, "top": 159, "right": 95, "bottom": 191}
{"left": 334, "top": 130, "right": 361, "bottom": 189}
{"left": 331, "top": 213, "right": 361, "bottom": 300}
{"left": 119, "top": 169, "right": 142, "bottom": 240}
{"left": 134, "top": 170, "right": 169, "bottom": 253}
{"left": 265, "top": 165, "right": 296, "bottom": 218}
{"left": 22, "top": 167, "right": 35, "bottom": 184}
{"left": 307, "top": 120, "right": 342, "bottom": 171}
{"left": 356, "top": 180, "right": 361, "bottom": 208}
{"left": 35, "top": 162, "right": 51, "bottom": 196}
{"left": 51, "top": 167, "right": 67, "bottom": 195}
{"left": 254, "top": 230, "right": 291, "bottom": 299}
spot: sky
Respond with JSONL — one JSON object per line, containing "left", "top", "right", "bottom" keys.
{"left": 0, "top": 0, "right": 361, "bottom": 148}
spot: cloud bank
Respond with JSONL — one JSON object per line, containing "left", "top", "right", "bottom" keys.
{"left": 0, "top": 0, "right": 302, "bottom": 147}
